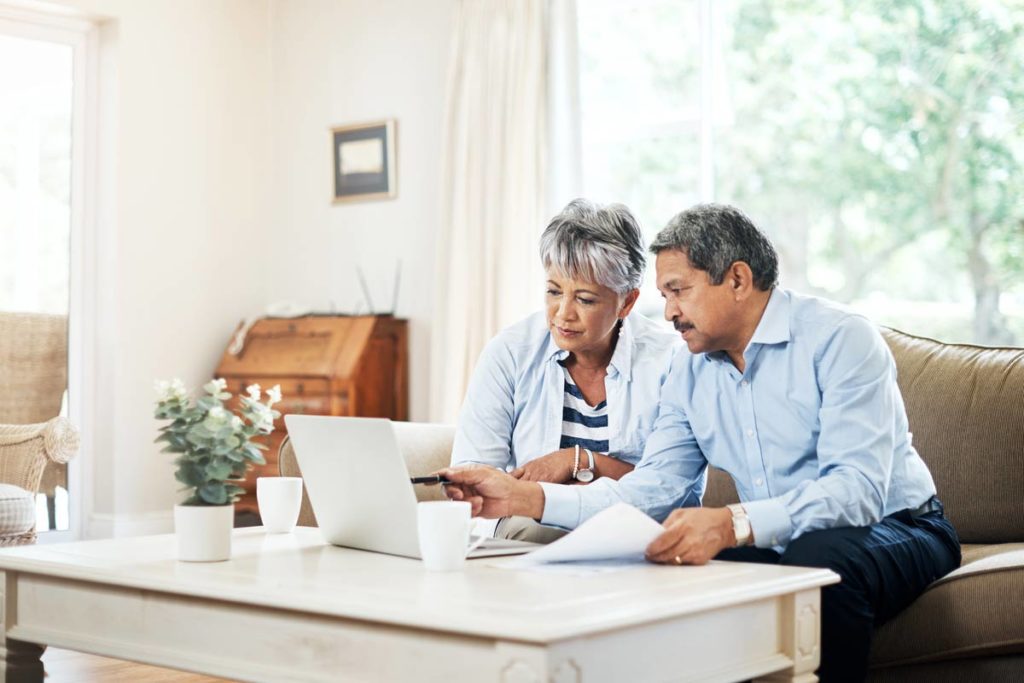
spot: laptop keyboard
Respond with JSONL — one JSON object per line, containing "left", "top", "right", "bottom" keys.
{"left": 470, "top": 535, "right": 535, "bottom": 549}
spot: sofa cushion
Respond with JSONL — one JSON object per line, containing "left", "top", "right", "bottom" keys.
{"left": 881, "top": 328, "right": 1024, "bottom": 544}
{"left": 0, "top": 483, "right": 36, "bottom": 537}
{"left": 870, "top": 543, "right": 1024, "bottom": 667}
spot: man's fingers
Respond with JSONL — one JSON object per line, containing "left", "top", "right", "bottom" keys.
{"left": 436, "top": 466, "right": 483, "bottom": 484}
{"left": 645, "top": 526, "right": 684, "bottom": 557}
{"left": 647, "top": 534, "right": 693, "bottom": 564}
{"left": 511, "top": 468, "right": 524, "bottom": 479}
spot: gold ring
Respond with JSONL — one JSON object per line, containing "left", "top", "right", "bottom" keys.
{"left": 674, "top": 555, "right": 683, "bottom": 566}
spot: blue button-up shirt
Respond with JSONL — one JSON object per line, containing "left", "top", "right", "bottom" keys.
{"left": 540, "top": 288, "right": 937, "bottom": 551}
{"left": 451, "top": 311, "right": 681, "bottom": 469}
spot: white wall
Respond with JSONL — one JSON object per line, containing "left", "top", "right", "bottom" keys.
{"left": 43, "top": 0, "right": 274, "bottom": 535}
{"left": 266, "top": 0, "right": 455, "bottom": 423}
{"left": 31, "top": 0, "right": 454, "bottom": 535}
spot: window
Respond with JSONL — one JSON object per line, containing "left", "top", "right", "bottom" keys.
{"left": 578, "top": 0, "right": 1024, "bottom": 345}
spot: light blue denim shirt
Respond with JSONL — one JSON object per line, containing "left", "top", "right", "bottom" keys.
{"left": 451, "top": 311, "right": 682, "bottom": 469}
{"left": 540, "top": 288, "right": 937, "bottom": 551}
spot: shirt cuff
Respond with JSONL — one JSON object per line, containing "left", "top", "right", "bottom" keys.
{"left": 538, "top": 482, "right": 581, "bottom": 529}
{"left": 741, "top": 498, "right": 792, "bottom": 549}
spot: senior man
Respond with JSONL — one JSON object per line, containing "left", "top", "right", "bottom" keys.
{"left": 442, "top": 204, "right": 961, "bottom": 682}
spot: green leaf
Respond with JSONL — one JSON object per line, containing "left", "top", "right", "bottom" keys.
{"left": 205, "top": 460, "right": 233, "bottom": 481}
{"left": 198, "top": 483, "right": 229, "bottom": 505}
{"left": 174, "top": 465, "right": 204, "bottom": 487}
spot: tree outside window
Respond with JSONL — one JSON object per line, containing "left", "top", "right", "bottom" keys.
{"left": 579, "top": 0, "right": 1024, "bottom": 345}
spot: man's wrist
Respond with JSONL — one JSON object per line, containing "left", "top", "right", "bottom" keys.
{"left": 515, "top": 481, "right": 546, "bottom": 520}
{"left": 726, "top": 504, "right": 753, "bottom": 547}
{"left": 720, "top": 508, "right": 737, "bottom": 546}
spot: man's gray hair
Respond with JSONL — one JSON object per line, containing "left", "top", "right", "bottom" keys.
{"left": 650, "top": 204, "right": 779, "bottom": 291}
{"left": 539, "top": 199, "right": 646, "bottom": 294}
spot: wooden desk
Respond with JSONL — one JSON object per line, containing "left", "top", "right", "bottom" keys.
{"left": 215, "top": 315, "right": 408, "bottom": 517}
{"left": 0, "top": 529, "right": 838, "bottom": 682}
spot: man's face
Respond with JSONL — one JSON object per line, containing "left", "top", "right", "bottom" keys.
{"left": 655, "top": 249, "right": 739, "bottom": 355}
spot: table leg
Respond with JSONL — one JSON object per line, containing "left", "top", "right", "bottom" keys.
{"left": 0, "top": 573, "right": 44, "bottom": 683}
{"left": 755, "top": 588, "right": 820, "bottom": 683}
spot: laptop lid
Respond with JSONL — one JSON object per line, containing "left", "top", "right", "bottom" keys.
{"left": 285, "top": 415, "right": 422, "bottom": 559}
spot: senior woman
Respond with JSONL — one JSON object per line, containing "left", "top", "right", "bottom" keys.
{"left": 450, "top": 199, "right": 682, "bottom": 543}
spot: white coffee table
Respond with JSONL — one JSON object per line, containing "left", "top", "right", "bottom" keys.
{"left": 0, "top": 528, "right": 837, "bottom": 682}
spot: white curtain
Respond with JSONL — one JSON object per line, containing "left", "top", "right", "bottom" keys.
{"left": 430, "top": 0, "right": 554, "bottom": 422}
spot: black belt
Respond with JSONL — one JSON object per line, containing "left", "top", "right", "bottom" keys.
{"left": 909, "top": 495, "right": 943, "bottom": 518}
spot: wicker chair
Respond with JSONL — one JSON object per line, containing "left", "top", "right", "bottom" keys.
{"left": 0, "top": 312, "right": 79, "bottom": 544}
{"left": 0, "top": 312, "right": 71, "bottom": 512}
{"left": 0, "top": 418, "right": 79, "bottom": 545}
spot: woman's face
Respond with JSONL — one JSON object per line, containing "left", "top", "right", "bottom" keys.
{"left": 545, "top": 269, "right": 638, "bottom": 357}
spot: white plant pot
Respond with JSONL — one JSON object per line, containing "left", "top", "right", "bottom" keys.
{"left": 174, "top": 504, "right": 234, "bottom": 562}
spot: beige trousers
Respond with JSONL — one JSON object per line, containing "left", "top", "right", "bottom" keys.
{"left": 494, "top": 516, "right": 569, "bottom": 544}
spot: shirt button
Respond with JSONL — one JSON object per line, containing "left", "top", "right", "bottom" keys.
{"left": 741, "top": 379, "right": 749, "bottom": 387}
{"left": 755, "top": 477, "right": 764, "bottom": 486}
{"left": 771, "top": 537, "right": 778, "bottom": 545}
{"left": 746, "top": 428, "right": 754, "bottom": 437}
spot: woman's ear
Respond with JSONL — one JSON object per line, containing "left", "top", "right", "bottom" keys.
{"left": 619, "top": 289, "right": 641, "bottom": 318}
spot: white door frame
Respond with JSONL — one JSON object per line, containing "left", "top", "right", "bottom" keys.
{"left": 0, "top": 3, "right": 100, "bottom": 543}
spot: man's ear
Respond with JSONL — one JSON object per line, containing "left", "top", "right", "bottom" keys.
{"left": 619, "top": 289, "right": 641, "bottom": 318}
{"left": 728, "top": 261, "right": 755, "bottom": 301}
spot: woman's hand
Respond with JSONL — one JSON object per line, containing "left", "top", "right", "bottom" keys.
{"left": 511, "top": 448, "right": 576, "bottom": 483}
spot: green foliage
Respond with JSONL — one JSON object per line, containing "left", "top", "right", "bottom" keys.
{"left": 578, "top": 0, "right": 1024, "bottom": 345}
{"left": 716, "top": 0, "right": 1024, "bottom": 344}
{"left": 154, "top": 379, "right": 281, "bottom": 506}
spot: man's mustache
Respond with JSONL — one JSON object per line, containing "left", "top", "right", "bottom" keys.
{"left": 674, "top": 320, "right": 694, "bottom": 333}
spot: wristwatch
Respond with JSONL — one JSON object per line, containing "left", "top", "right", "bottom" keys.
{"left": 727, "top": 503, "right": 752, "bottom": 546}
{"left": 575, "top": 447, "right": 595, "bottom": 483}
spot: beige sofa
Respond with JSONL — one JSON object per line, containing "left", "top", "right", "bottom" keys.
{"left": 280, "top": 327, "right": 1024, "bottom": 681}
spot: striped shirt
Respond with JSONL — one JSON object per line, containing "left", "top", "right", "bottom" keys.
{"left": 558, "top": 364, "right": 610, "bottom": 453}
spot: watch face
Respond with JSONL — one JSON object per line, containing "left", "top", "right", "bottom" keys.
{"left": 575, "top": 469, "right": 594, "bottom": 483}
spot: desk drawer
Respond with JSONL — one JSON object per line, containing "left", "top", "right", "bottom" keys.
{"left": 222, "top": 377, "right": 330, "bottom": 398}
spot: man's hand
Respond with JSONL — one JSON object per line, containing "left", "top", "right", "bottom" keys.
{"left": 438, "top": 466, "right": 546, "bottom": 520}
{"left": 645, "top": 507, "right": 736, "bottom": 566}
{"left": 511, "top": 448, "right": 575, "bottom": 483}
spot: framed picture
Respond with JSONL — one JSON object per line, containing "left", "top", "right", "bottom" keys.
{"left": 331, "top": 119, "right": 397, "bottom": 203}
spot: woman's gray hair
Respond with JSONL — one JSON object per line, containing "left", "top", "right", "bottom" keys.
{"left": 650, "top": 203, "right": 779, "bottom": 291}
{"left": 539, "top": 199, "right": 646, "bottom": 294}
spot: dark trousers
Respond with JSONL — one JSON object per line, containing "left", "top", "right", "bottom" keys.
{"left": 716, "top": 500, "right": 961, "bottom": 683}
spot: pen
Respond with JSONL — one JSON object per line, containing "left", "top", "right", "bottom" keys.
{"left": 409, "top": 475, "right": 452, "bottom": 485}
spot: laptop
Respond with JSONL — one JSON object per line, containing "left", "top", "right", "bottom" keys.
{"left": 284, "top": 415, "right": 538, "bottom": 559}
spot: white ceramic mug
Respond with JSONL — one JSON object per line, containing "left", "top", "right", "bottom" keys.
{"left": 417, "top": 501, "right": 476, "bottom": 571}
{"left": 257, "top": 477, "right": 303, "bottom": 533}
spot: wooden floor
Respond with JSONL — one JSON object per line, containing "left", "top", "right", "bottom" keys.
{"left": 42, "top": 648, "right": 235, "bottom": 682}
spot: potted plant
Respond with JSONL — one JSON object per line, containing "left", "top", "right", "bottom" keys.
{"left": 154, "top": 378, "right": 281, "bottom": 561}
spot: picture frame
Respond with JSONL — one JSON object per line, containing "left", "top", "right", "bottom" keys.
{"left": 331, "top": 119, "right": 397, "bottom": 203}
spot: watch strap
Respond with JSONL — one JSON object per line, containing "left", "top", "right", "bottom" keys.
{"left": 727, "top": 503, "right": 752, "bottom": 547}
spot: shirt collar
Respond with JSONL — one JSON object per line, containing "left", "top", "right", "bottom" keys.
{"left": 702, "top": 287, "right": 791, "bottom": 364}
{"left": 545, "top": 316, "right": 635, "bottom": 381}
{"left": 748, "top": 287, "right": 791, "bottom": 346}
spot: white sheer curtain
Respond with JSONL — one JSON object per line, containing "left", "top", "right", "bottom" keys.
{"left": 430, "top": 0, "right": 557, "bottom": 422}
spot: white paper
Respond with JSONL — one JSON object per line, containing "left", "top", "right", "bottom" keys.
{"left": 510, "top": 503, "right": 665, "bottom": 565}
